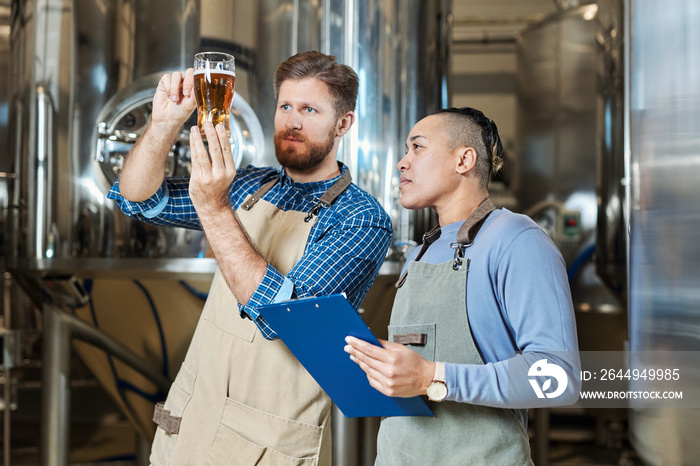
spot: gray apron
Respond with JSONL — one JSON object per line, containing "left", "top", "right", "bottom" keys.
{"left": 376, "top": 199, "right": 533, "bottom": 465}
{"left": 150, "top": 172, "right": 351, "bottom": 466}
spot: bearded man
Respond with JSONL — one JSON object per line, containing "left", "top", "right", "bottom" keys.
{"left": 108, "top": 51, "right": 392, "bottom": 465}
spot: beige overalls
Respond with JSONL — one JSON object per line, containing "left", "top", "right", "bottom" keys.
{"left": 150, "top": 173, "right": 351, "bottom": 465}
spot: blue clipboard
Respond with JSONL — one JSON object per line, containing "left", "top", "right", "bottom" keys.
{"left": 258, "top": 294, "right": 433, "bottom": 418}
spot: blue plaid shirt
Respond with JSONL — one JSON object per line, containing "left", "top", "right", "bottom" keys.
{"left": 108, "top": 162, "right": 392, "bottom": 340}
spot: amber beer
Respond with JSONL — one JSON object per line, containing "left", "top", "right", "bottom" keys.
{"left": 193, "top": 52, "right": 236, "bottom": 137}
{"left": 193, "top": 69, "right": 236, "bottom": 134}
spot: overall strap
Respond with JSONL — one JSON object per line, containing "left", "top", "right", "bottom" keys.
{"left": 320, "top": 170, "right": 353, "bottom": 206}
{"left": 450, "top": 198, "right": 496, "bottom": 270}
{"left": 394, "top": 226, "right": 441, "bottom": 288}
{"left": 240, "top": 169, "right": 352, "bottom": 215}
{"left": 396, "top": 197, "right": 497, "bottom": 287}
{"left": 240, "top": 178, "right": 279, "bottom": 211}
{"left": 304, "top": 170, "right": 353, "bottom": 222}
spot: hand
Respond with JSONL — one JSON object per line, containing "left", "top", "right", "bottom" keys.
{"left": 118, "top": 69, "right": 197, "bottom": 202}
{"left": 189, "top": 123, "right": 237, "bottom": 219}
{"left": 344, "top": 336, "right": 435, "bottom": 398}
{"left": 151, "top": 69, "right": 197, "bottom": 132}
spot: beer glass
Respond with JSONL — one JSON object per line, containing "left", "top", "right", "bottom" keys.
{"left": 193, "top": 52, "right": 236, "bottom": 136}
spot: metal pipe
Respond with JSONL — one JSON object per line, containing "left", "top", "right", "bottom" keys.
{"left": 39, "top": 302, "right": 172, "bottom": 466}
{"left": 40, "top": 305, "right": 71, "bottom": 466}
{"left": 534, "top": 408, "right": 550, "bottom": 466}
{"left": 361, "top": 417, "right": 380, "bottom": 465}
{"left": 453, "top": 14, "right": 547, "bottom": 26}
{"left": 622, "top": 0, "right": 632, "bottom": 285}
{"left": 135, "top": 432, "right": 151, "bottom": 466}
{"left": 332, "top": 404, "right": 359, "bottom": 466}
{"left": 2, "top": 272, "right": 12, "bottom": 466}
{"left": 65, "top": 311, "right": 171, "bottom": 392}
{"left": 2, "top": 366, "right": 9, "bottom": 466}
{"left": 34, "top": 86, "right": 53, "bottom": 260}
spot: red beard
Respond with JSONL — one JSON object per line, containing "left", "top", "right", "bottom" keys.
{"left": 273, "top": 128, "right": 336, "bottom": 172}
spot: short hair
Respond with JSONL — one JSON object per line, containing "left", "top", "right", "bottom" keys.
{"left": 274, "top": 51, "right": 359, "bottom": 118}
{"left": 434, "top": 107, "right": 504, "bottom": 188}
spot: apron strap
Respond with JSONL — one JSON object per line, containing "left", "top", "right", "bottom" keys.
{"left": 319, "top": 170, "right": 353, "bottom": 206}
{"left": 454, "top": 198, "right": 496, "bottom": 246}
{"left": 304, "top": 170, "right": 353, "bottom": 222}
{"left": 241, "top": 170, "right": 353, "bottom": 218}
{"left": 394, "top": 226, "right": 441, "bottom": 288}
{"left": 397, "top": 197, "right": 497, "bottom": 287}
{"left": 240, "top": 178, "right": 279, "bottom": 211}
{"left": 450, "top": 198, "right": 496, "bottom": 270}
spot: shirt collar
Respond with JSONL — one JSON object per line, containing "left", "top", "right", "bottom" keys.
{"left": 278, "top": 161, "right": 349, "bottom": 197}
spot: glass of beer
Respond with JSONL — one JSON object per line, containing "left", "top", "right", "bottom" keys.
{"left": 193, "top": 52, "right": 236, "bottom": 137}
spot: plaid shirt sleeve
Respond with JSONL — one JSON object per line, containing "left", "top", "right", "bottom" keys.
{"left": 240, "top": 213, "right": 392, "bottom": 340}
{"left": 107, "top": 178, "right": 202, "bottom": 229}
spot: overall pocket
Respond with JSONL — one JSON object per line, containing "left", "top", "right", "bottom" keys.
{"left": 204, "top": 398, "right": 323, "bottom": 466}
{"left": 150, "top": 363, "right": 196, "bottom": 465}
{"left": 388, "top": 323, "right": 437, "bottom": 361}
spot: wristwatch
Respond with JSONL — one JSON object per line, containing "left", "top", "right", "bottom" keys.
{"left": 426, "top": 361, "right": 448, "bottom": 402}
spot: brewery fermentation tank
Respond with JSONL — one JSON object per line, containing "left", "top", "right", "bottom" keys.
{"left": 253, "top": 0, "right": 449, "bottom": 252}
{"left": 626, "top": 1, "right": 700, "bottom": 463}
{"left": 6, "top": 0, "right": 265, "bottom": 458}
{"left": 8, "top": 0, "right": 449, "bottom": 317}
{"left": 250, "top": 2, "right": 451, "bottom": 464}
{"left": 8, "top": 0, "right": 263, "bottom": 289}
{"left": 514, "top": 4, "right": 627, "bottom": 462}
{"left": 515, "top": 1, "right": 627, "bottom": 351}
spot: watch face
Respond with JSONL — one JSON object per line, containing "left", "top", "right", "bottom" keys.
{"left": 427, "top": 381, "right": 447, "bottom": 401}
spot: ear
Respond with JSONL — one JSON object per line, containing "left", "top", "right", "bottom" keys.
{"left": 455, "top": 147, "right": 477, "bottom": 174}
{"left": 335, "top": 111, "right": 355, "bottom": 137}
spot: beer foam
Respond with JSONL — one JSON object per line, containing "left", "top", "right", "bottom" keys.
{"left": 194, "top": 69, "right": 236, "bottom": 77}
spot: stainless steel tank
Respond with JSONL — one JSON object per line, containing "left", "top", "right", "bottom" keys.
{"left": 251, "top": 2, "right": 450, "bottom": 464}
{"left": 5, "top": 0, "right": 264, "bottom": 458}
{"left": 515, "top": 5, "right": 627, "bottom": 462}
{"left": 626, "top": 1, "right": 700, "bottom": 463}
{"left": 7, "top": 0, "right": 263, "bottom": 292}
{"left": 254, "top": 0, "right": 449, "bottom": 255}
{"left": 515, "top": 1, "right": 626, "bottom": 340}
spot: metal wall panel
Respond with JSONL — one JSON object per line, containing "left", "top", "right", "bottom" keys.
{"left": 628, "top": 1, "right": 700, "bottom": 463}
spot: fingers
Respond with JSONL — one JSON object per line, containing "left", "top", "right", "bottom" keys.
{"left": 345, "top": 336, "right": 433, "bottom": 398}
{"left": 190, "top": 123, "right": 236, "bottom": 181}
{"left": 183, "top": 68, "right": 194, "bottom": 97}
{"left": 344, "top": 336, "right": 387, "bottom": 373}
{"left": 159, "top": 70, "right": 194, "bottom": 102}
{"left": 169, "top": 71, "right": 183, "bottom": 102}
{"left": 158, "top": 73, "right": 171, "bottom": 94}
{"left": 152, "top": 71, "right": 197, "bottom": 129}
{"left": 345, "top": 336, "right": 384, "bottom": 356}
{"left": 344, "top": 342, "right": 387, "bottom": 386}
{"left": 354, "top": 358, "right": 387, "bottom": 393}
{"left": 189, "top": 126, "right": 206, "bottom": 177}
{"left": 202, "top": 123, "right": 236, "bottom": 175}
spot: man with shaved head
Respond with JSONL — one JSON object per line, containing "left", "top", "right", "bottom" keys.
{"left": 345, "top": 107, "right": 581, "bottom": 464}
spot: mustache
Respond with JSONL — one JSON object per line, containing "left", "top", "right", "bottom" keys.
{"left": 276, "top": 129, "right": 305, "bottom": 142}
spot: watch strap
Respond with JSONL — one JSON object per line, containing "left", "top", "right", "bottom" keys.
{"left": 434, "top": 361, "right": 446, "bottom": 383}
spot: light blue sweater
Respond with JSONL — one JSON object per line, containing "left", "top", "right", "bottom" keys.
{"left": 402, "top": 208, "right": 581, "bottom": 427}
